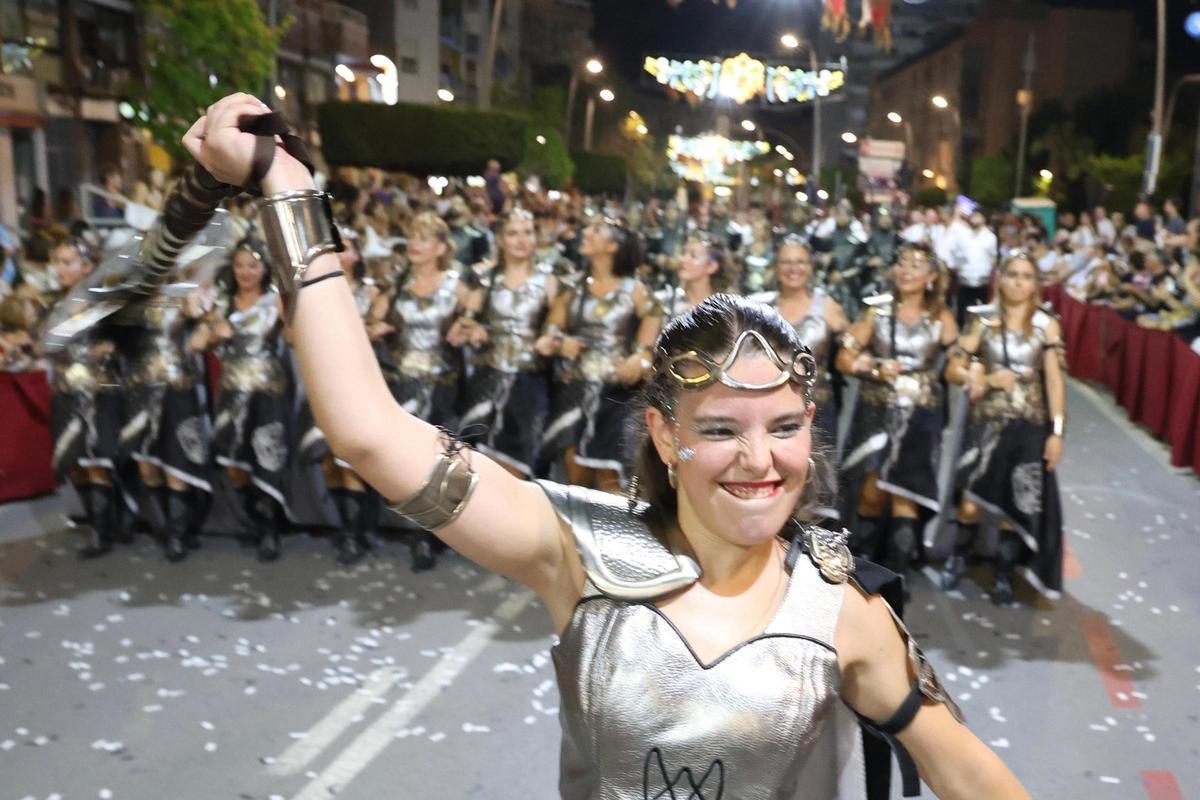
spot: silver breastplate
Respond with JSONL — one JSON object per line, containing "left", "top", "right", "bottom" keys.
{"left": 753, "top": 290, "right": 833, "bottom": 397}
{"left": 389, "top": 271, "right": 461, "bottom": 377}
{"left": 219, "top": 293, "right": 281, "bottom": 361}
{"left": 564, "top": 278, "right": 640, "bottom": 382}
{"left": 127, "top": 301, "right": 193, "bottom": 388}
{"left": 870, "top": 304, "right": 942, "bottom": 373}
{"left": 975, "top": 309, "right": 1052, "bottom": 422}
{"left": 479, "top": 267, "right": 551, "bottom": 372}
{"left": 538, "top": 482, "right": 865, "bottom": 800}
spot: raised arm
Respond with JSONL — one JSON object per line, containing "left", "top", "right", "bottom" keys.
{"left": 182, "top": 95, "right": 580, "bottom": 612}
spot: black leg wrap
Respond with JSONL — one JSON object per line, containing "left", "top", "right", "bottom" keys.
{"left": 78, "top": 483, "right": 115, "bottom": 559}
{"left": 991, "top": 530, "right": 1021, "bottom": 605}
{"left": 330, "top": 488, "right": 367, "bottom": 566}
{"left": 848, "top": 516, "right": 884, "bottom": 560}
{"left": 186, "top": 488, "right": 210, "bottom": 549}
{"left": 411, "top": 531, "right": 438, "bottom": 573}
{"left": 940, "top": 522, "right": 978, "bottom": 591}
{"left": 241, "top": 486, "right": 282, "bottom": 562}
{"left": 162, "top": 488, "right": 191, "bottom": 563}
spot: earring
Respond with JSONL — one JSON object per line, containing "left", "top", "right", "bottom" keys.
{"left": 667, "top": 464, "right": 677, "bottom": 489}
{"left": 625, "top": 474, "right": 641, "bottom": 513}
{"left": 676, "top": 445, "right": 695, "bottom": 462}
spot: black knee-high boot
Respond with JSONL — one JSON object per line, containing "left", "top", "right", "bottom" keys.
{"left": 885, "top": 517, "right": 918, "bottom": 597}
{"left": 162, "top": 488, "right": 191, "bottom": 563}
{"left": 241, "top": 486, "right": 282, "bottom": 562}
{"left": 940, "top": 522, "right": 978, "bottom": 591}
{"left": 329, "top": 488, "right": 367, "bottom": 566}
{"left": 363, "top": 487, "right": 382, "bottom": 540}
{"left": 78, "top": 483, "right": 115, "bottom": 559}
{"left": 991, "top": 531, "right": 1021, "bottom": 605}
{"left": 848, "top": 516, "right": 884, "bottom": 560}
{"left": 186, "top": 488, "right": 210, "bottom": 549}
{"left": 411, "top": 531, "right": 437, "bottom": 573}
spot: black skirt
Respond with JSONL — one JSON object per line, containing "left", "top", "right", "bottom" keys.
{"left": 212, "top": 388, "right": 292, "bottom": 513}
{"left": 51, "top": 388, "right": 124, "bottom": 478}
{"left": 459, "top": 367, "right": 549, "bottom": 477}
{"left": 388, "top": 376, "right": 460, "bottom": 430}
{"left": 121, "top": 384, "right": 212, "bottom": 492}
{"left": 840, "top": 399, "right": 943, "bottom": 531}
{"left": 951, "top": 416, "right": 1064, "bottom": 597}
{"left": 540, "top": 379, "right": 636, "bottom": 480}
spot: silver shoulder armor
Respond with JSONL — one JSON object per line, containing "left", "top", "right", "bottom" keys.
{"left": 968, "top": 303, "right": 1000, "bottom": 327}
{"left": 536, "top": 480, "right": 700, "bottom": 601}
{"left": 802, "top": 526, "right": 854, "bottom": 584}
{"left": 862, "top": 293, "right": 894, "bottom": 313}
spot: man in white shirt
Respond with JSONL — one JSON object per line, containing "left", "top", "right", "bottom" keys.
{"left": 1094, "top": 206, "right": 1116, "bottom": 244}
{"left": 949, "top": 210, "right": 998, "bottom": 325}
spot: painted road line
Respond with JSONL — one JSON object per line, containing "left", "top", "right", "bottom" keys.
{"left": 1140, "top": 770, "right": 1183, "bottom": 800}
{"left": 1080, "top": 613, "right": 1140, "bottom": 709}
{"left": 289, "top": 583, "right": 536, "bottom": 800}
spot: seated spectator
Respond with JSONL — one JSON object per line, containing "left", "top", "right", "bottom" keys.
{"left": 0, "top": 294, "right": 38, "bottom": 371}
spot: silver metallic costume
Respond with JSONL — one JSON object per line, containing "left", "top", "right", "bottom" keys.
{"left": 382, "top": 269, "right": 463, "bottom": 423}
{"left": 752, "top": 288, "right": 835, "bottom": 409}
{"left": 945, "top": 305, "right": 1065, "bottom": 598}
{"left": 539, "top": 481, "right": 960, "bottom": 799}
{"left": 210, "top": 289, "right": 292, "bottom": 512}
{"left": 459, "top": 263, "right": 554, "bottom": 476}
{"left": 541, "top": 276, "right": 654, "bottom": 478}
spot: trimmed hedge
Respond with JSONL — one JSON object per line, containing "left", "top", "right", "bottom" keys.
{"left": 570, "top": 151, "right": 627, "bottom": 195}
{"left": 317, "top": 101, "right": 529, "bottom": 175}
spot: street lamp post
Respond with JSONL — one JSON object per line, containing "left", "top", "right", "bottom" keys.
{"left": 565, "top": 58, "right": 604, "bottom": 149}
{"left": 887, "top": 111, "right": 915, "bottom": 192}
{"left": 584, "top": 88, "right": 615, "bottom": 152}
{"left": 780, "top": 32, "right": 822, "bottom": 191}
{"left": 931, "top": 94, "right": 962, "bottom": 193}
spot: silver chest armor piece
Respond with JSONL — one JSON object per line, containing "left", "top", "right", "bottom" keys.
{"left": 974, "top": 306, "right": 1055, "bottom": 423}
{"left": 562, "top": 277, "right": 641, "bottom": 384}
{"left": 479, "top": 266, "right": 552, "bottom": 372}
{"left": 753, "top": 289, "right": 833, "bottom": 400}
{"left": 538, "top": 481, "right": 873, "bottom": 800}
{"left": 868, "top": 301, "right": 943, "bottom": 373}
{"left": 388, "top": 270, "right": 461, "bottom": 379}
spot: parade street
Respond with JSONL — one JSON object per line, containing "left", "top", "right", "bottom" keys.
{"left": 2, "top": 377, "right": 1197, "bottom": 800}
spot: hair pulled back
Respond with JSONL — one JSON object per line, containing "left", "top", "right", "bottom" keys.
{"left": 626, "top": 293, "right": 836, "bottom": 534}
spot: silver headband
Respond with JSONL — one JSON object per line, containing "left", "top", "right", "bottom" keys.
{"left": 659, "top": 330, "right": 817, "bottom": 393}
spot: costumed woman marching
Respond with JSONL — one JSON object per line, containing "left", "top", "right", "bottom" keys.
{"left": 657, "top": 232, "right": 736, "bottom": 323}
{"left": 752, "top": 235, "right": 850, "bottom": 452}
{"left": 940, "top": 252, "right": 1066, "bottom": 604}
{"left": 42, "top": 239, "right": 132, "bottom": 558}
{"left": 455, "top": 208, "right": 557, "bottom": 479}
{"left": 190, "top": 238, "right": 291, "bottom": 561}
{"left": 836, "top": 243, "right": 958, "bottom": 589}
{"left": 116, "top": 285, "right": 212, "bottom": 562}
{"left": 297, "top": 228, "right": 379, "bottom": 564}
{"left": 183, "top": 92, "right": 1029, "bottom": 800}
{"left": 537, "top": 217, "right": 661, "bottom": 490}
{"left": 371, "top": 211, "right": 467, "bottom": 571}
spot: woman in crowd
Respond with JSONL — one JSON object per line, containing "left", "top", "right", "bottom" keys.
{"left": 370, "top": 211, "right": 468, "bottom": 571}
{"left": 42, "top": 239, "right": 132, "bottom": 557}
{"left": 940, "top": 253, "right": 1066, "bottom": 604}
{"left": 658, "top": 232, "right": 736, "bottom": 322}
{"left": 298, "top": 229, "right": 379, "bottom": 565}
{"left": 116, "top": 285, "right": 212, "bottom": 562}
{"left": 455, "top": 208, "right": 557, "bottom": 479}
{"left": 190, "top": 239, "right": 290, "bottom": 562}
{"left": 536, "top": 217, "right": 661, "bottom": 490}
{"left": 752, "top": 235, "right": 850, "bottom": 451}
{"left": 836, "top": 243, "right": 958, "bottom": 586}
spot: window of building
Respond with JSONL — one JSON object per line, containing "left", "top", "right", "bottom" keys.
{"left": 465, "top": 33, "right": 480, "bottom": 53}
{"left": 401, "top": 57, "right": 418, "bottom": 74}
{"left": 22, "top": 0, "right": 59, "bottom": 49}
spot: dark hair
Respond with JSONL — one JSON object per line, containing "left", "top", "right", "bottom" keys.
{"left": 683, "top": 232, "right": 739, "bottom": 293}
{"left": 571, "top": 218, "right": 644, "bottom": 325}
{"left": 892, "top": 241, "right": 949, "bottom": 317}
{"left": 627, "top": 293, "right": 836, "bottom": 535}
{"left": 221, "top": 237, "right": 272, "bottom": 314}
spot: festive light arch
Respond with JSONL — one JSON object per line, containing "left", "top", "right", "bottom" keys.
{"left": 666, "top": 133, "right": 771, "bottom": 184}
{"left": 644, "top": 52, "right": 845, "bottom": 105}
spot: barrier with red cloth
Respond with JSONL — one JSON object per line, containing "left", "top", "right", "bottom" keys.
{"left": 1043, "top": 285, "right": 1200, "bottom": 475}
{"left": 0, "top": 370, "right": 58, "bottom": 502}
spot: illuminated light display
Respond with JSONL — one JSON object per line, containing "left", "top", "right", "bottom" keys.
{"left": 644, "top": 52, "right": 845, "bottom": 105}
{"left": 666, "top": 133, "right": 771, "bottom": 184}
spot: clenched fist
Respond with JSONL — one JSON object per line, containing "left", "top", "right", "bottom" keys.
{"left": 181, "top": 93, "right": 313, "bottom": 194}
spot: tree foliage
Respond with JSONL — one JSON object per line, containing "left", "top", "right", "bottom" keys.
{"left": 318, "top": 102, "right": 529, "bottom": 175}
{"left": 571, "top": 151, "right": 627, "bottom": 195}
{"left": 137, "top": 0, "right": 288, "bottom": 163}
{"left": 519, "top": 125, "right": 573, "bottom": 189}
{"left": 968, "top": 153, "right": 1014, "bottom": 206}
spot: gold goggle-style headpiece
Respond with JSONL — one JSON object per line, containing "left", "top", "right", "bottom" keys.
{"left": 659, "top": 330, "right": 817, "bottom": 393}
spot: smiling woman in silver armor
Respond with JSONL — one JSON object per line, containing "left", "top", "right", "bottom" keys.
{"left": 455, "top": 208, "right": 558, "bottom": 480}
{"left": 190, "top": 239, "right": 291, "bottom": 562}
{"left": 941, "top": 252, "right": 1067, "bottom": 604}
{"left": 752, "top": 236, "right": 850, "bottom": 454}
{"left": 183, "top": 93, "right": 1029, "bottom": 800}
{"left": 836, "top": 243, "right": 959, "bottom": 588}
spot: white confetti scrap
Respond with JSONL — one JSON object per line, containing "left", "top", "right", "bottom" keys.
{"left": 989, "top": 738, "right": 1009, "bottom": 748}
{"left": 429, "top": 732, "right": 447, "bottom": 742}
{"left": 1099, "top": 776, "right": 1121, "bottom": 784}
{"left": 461, "top": 723, "right": 491, "bottom": 733}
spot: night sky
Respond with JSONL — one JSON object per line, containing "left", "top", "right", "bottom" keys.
{"left": 592, "top": 0, "right": 1200, "bottom": 84}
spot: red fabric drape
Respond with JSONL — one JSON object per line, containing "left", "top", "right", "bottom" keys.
{"left": 0, "top": 371, "right": 57, "bottom": 503}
